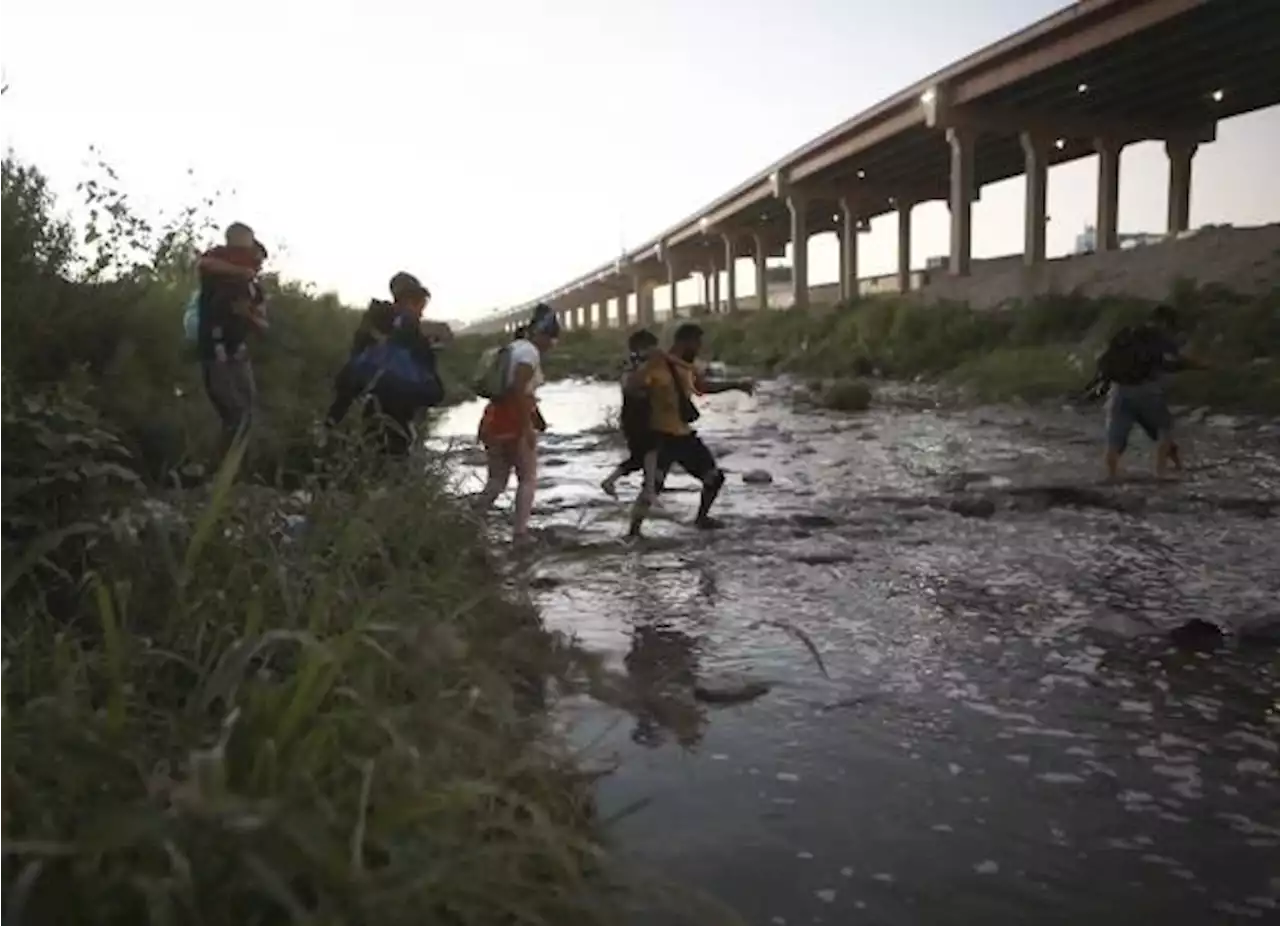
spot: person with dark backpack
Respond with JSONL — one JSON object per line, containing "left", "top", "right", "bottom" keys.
{"left": 1095, "top": 304, "right": 1202, "bottom": 481}
{"left": 601, "top": 329, "right": 666, "bottom": 499}
{"left": 326, "top": 271, "right": 449, "bottom": 457}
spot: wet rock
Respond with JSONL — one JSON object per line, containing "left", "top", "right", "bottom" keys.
{"left": 817, "top": 378, "right": 873, "bottom": 412}
{"left": 793, "top": 553, "right": 855, "bottom": 566}
{"left": 527, "top": 575, "right": 563, "bottom": 591}
{"left": 1006, "top": 484, "right": 1144, "bottom": 515}
{"left": 693, "top": 680, "right": 771, "bottom": 704}
{"left": 541, "top": 457, "right": 571, "bottom": 468}
{"left": 939, "top": 471, "right": 989, "bottom": 493}
{"left": 742, "top": 469, "right": 774, "bottom": 485}
{"left": 791, "top": 513, "right": 837, "bottom": 529}
{"left": 1206, "top": 413, "right": 1244, "bottom": 429}
{"left": 1185, "top": 406, "right": 1210, "bottom": 424}
{"left": 1211, "top": 497, "right": 1278, "bottom": 519}
{"left": 1169, "top": 618, "right": 1225, "bottom": 651}
{"left": 947, "top": 496, "right": 996, "bottom": 519}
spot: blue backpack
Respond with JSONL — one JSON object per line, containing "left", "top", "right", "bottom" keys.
{"left": 349, "top": 332, "right": 444, "bottom": 409}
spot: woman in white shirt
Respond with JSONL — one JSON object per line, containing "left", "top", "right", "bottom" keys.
{"left": 474, "top": 304, "right": 560, "bottom": 543}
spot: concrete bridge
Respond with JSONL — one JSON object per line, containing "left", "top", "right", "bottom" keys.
{"left": 468, "top": 0, "right": 1280, "bottom": 336}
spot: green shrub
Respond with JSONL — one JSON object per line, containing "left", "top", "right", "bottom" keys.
{"left": 515, "top": 286, "right": 1280, "bottom": 413}
{"left": 2, "top": 154, "right": 619, "bottom": 924}
{"left": 945, "top": 345, "right": 1084, "bottom": 403}
{"left": 3, "top": 408, "right": 611, "bottom": 924}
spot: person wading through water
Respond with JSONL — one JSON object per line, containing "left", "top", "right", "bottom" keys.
{"left": 326, "top": 271, "right": 451, "bottom": 457}
{"left": 626, "top": 323, "right": 754, "bottom": 538}
{"left": 1093, "top": 303, "right": 1205, "bottom": 482}
{"left": 473, "top": 303, "right": 560, "bottom": 544}
{"left": 601, "top": 328, "right": 667, "bottom": 501}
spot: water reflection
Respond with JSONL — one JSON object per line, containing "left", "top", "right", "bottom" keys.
{"left": 625, "top": 621, "right": 706, "bottom": 749}
{"left": 439, "top": 380, "right": 1280, "bottom": 924}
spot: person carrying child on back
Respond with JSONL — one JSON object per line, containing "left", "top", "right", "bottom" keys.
{"left": 196, "top": 221, "right": 270, "bottom": 455}
{"left": 601, "top": 329, "right": 663, "bottom": 499}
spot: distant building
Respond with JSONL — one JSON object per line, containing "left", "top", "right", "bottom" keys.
{"left": 1073, "top": 224, "right": 1170, "bottom": 255}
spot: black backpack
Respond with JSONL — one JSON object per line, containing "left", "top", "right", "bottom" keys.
{"left": 619, "top": 356, "right": 652, "bottom": 435}
{"left": 620, "top": 390, "right": 651, "bottom": 435}
{"left": 1096, "top": 325, "right": 1160, "bottom": 386}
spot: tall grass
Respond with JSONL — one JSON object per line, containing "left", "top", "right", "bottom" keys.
{"left": 468, "top": 285, "right": 1280, "bottom": 412}
{"left": 3, "top": 155, "right": 619, "bottom": 923}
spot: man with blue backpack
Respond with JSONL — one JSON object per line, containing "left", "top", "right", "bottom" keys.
{"left": 325, "top": 271, "right": 451, "bottom": 457}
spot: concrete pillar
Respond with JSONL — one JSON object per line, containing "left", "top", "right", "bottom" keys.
{"left": 700, "top": 272, "right": 711, "bottom": 314}
{"left": 753, "top": 233, "right": 769, "bottom": 311}
{"left": 616, "top": 294, "right": 629, "bottom": 329}
{"left": 787, "top": 194, "right": 809, "bottom": 310}
{"left": 1165, "top": 137, "right": 1196, "bottom": 234}
{"left": 838, "top": 195, "right": 860, "bottom": 303}
{"left": 1020, "top": 131, "right": 1049, "bottom": 266}
{"left": 710, "top": 259, "right": 721, "bottom": 313}
{"left": 946, "top": 126, "right": 975, "bottom": 277}
{"left": 722, "top": 234, "right": 738, "bottom": 313}
{"left": 631, "top": 273, "right": 654, "bottom": 327}
{"left": 666, "top": 260, "right": 680, "bottom": 320}
{"left": 1095, "top": 137, "right": 1122, "bottom": 252}
{"left": 896, "top": 200, "right": 912, "bottom": 293}
{"left": 595, "top": 300, "right": 607, "bottom": 329}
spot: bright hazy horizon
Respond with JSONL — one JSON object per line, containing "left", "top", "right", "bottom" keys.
{"left": 4, "top": 0, "right": 1279, "bottom": 322}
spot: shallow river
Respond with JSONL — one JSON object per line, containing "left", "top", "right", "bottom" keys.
{"left": 433, "top": 379, "right": 1280, "bottom": 926}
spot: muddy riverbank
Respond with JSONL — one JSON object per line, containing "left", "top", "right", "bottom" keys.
{"left": 433, "top": 380, "right": 1280, "bottom": 925}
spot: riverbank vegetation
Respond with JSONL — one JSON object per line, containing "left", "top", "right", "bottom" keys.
{"left": 467, "top": 285, "right": 1280, "bottom": 414}
{"left": 2, "top": 156, "right": 619, "bottom": 922}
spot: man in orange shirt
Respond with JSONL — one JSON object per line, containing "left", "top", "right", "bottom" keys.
{"left": 626, "top": 323, "right": 754, "bottom": 538}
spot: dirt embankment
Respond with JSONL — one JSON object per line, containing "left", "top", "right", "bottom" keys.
{"left": 917, "top": 223, "right": 1280, "bottom": 308}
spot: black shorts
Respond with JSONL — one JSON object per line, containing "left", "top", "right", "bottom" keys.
{"left": 656, "top": 432, "right": 718, "bottom": 481}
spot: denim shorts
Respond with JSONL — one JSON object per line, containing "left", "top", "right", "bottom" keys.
{"left": 1105, "top": 381, "right": 1173, "bottom": 453}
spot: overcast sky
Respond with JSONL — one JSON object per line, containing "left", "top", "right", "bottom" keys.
{"left": 3, "top": 0, "right": 1278, "bottom": 321}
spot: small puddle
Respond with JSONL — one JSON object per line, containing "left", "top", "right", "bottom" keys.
{"left": 433, "top": 380, "right": 1280, "bottom": 925}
